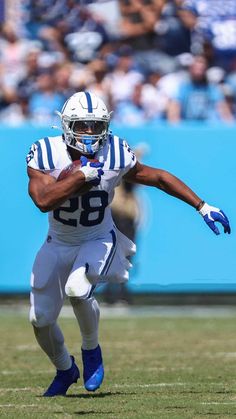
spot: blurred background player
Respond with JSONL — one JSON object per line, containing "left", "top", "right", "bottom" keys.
{"left": 26, "top": 91, "right": 230, "bottom": 397}
{"left": 104, "top": 144, "right": 147, "bottom": 304}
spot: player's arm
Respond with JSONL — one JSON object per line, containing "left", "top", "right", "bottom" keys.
{"left": 28, "top": 156, "right": 104, "bottom": 212}
{"left": 124, "top": 161, "right": 202, "bottom": 208}
{"left": 124, "top": 161, "right": 231, "bottom": 235}
{"left": 27, "top": 167, "right": 87, "bottom": 212}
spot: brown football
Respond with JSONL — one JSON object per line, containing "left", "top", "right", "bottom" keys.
{"left": 58, "top": 159, "right": 98, "bottom": 194}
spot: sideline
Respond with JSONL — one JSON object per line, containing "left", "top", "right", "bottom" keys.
{"left": 1, "top": 304, "right": 236, "bottom": 318}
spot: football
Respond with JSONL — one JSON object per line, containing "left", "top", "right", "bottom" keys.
{"left": 58, "top": 160, "right": 82, "bottom": 181}
{"left": 57, "top": 159, "right": 98, "bottom": 194}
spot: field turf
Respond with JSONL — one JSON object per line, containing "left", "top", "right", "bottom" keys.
{"left": 0, "top": 307, "right": 236, "bottom": 418}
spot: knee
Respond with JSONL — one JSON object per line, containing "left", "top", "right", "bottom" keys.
{"left": 65, "top": 277, "right": 95, "bottom": 300}
{"left": 29, "top": 306, "right": 53, "bottom": 328}
{"left": 70, "top": 296, "right": 85, "bottom": 307}
{"left": 70, "top": 296, "right": 100, "bottom": 317}
{"left": 70, "top": 295, "right": 97, "bottom": 307}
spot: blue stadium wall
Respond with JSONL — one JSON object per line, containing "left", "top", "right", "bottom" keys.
{"left": 0, "top": 123, "right": 235, "bottom": 294}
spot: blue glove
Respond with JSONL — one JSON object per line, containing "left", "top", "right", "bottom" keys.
{"left": 80, "top": 156, "right": 104, "bottom": 186}
{"left": 198, "top": 202, "right": 231, "bottom": 235}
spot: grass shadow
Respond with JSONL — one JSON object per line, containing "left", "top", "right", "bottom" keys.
{"left": 66, "top": 390, "right": 133, "bottom": 398}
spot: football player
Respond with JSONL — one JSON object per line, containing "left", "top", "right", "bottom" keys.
{"left": 26, "top": 91, "right": 231, "bottom": 397}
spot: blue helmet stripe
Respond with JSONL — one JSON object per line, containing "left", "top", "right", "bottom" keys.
{"left": 44, "top": 137, "right": 55, "bottom": 169}
{"left": 101, "top": 230, "right": 117, "bottom": 275}
{"left": 85, "top": 91, "right": 93, "bottom": 113}
{"left": 109, "top": 136, "right": 115, "bottom": 169}
{"left": 35, "top": 141, "right": 44, "bottom": 170}
{"left": 119, "top": 139, "right": 125, "bottom": 169}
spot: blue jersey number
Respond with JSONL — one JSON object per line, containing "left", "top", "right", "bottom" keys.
{"left": 53, "top": 191, "right": 109, "bottom": 227}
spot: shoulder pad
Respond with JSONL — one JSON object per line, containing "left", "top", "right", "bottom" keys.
{"left": 26, "top": 136, "right": 58, "bottom": 171}
{"left": 108, "top": 135, "right": 136, "bottom": 170}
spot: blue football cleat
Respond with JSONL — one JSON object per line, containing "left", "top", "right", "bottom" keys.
{"left": 43, "top": 356, "right": 80, "bottom": 397}
{"left": 82, "top": 345, "right": 104, "bottom": 391}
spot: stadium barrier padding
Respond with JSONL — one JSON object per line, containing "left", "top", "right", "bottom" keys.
{"left": 0, "top": 122, "right": 235, "bottom": 293}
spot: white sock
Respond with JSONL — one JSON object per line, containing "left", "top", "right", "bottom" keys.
{"left": 70, "top": 297, "right": 100, "bottom": 350}
{"left": 33, "top": 323, "right": 72, "bottom": 370}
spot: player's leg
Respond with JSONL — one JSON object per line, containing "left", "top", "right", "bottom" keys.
{"left": 66, "top": 228, "right": 135, "bottom": 392}
{"left": 70, "top": 296, "right": 103, "bottom": 391}
{"left": 70, "top": 296, "right": 100, "bottom": 350}
{"left": 29, "top": 240, "right": 80, "bottom": 396}
{"left": 30, "top": 289, "right": 71, "bottom": 371}
{"left": 66, "top": 231, "right": 118, "bottom": 391}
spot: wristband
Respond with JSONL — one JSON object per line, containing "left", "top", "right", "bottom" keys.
{"left": 195, "top": 200, "right": 205, "bottom": 211}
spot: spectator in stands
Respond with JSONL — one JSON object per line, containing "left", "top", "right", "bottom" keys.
{"left": 119, "top": 0, "right": 164, "bottom": 49}
{"left": 112, "top": 83, "right": 148, "bottom": 125}
{"left": 156, "top": 52, "right": 193, "bottom": 117}
{"left": 28, "top": 70, "right": 65, "bottom": 124}
{"left": 178, "top": 0, "right": 236, "bottom": 72}
{"left": 103, "top": 45, "right": 144, "bottom": 109}
{"left": 54, "top": 62, "right": 75, "bottom": 101}
{"left": 141, "top": 70, "right": 168, "bottom": 120}
{"left": 0, "top": 0, "right": 236, "bottom": 124}
{"left": 154, "top": 0, "right": 191, "bottom": 56}
{"left": 17, "top": 49, "right": 42, "bottom": 100}
{"left": 63, "top": 7, "right": 110, "bottom": 63}
{"left": 0, "top": 23, "right": 38, "bottom": 89}
{"left": 37, "top": 26, "right": 68, "bottom": 61}
{"left": 85, "top": 59, "right": 110, "bottom": 106}
{"left": 28, "top": 2, "right": 110, "bottom": 64}
{"left": 167, "top": 55, "right": 233, "bottom": 122}
{"left": 224, "top": 70, "right": 236, "bottom": 119}
{"left": 113, "top": 79, "right": 164, "bottom": 125}
{"left": 0, "top": 96, "right": 28, "bottom": 125}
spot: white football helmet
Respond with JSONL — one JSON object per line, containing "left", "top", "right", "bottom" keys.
{"left": 57, "top": 91, "right": 111, "bottom": 155}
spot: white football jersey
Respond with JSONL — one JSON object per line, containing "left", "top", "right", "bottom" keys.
{"left": 26, "top": 134, "right": 137, "bottom": 243}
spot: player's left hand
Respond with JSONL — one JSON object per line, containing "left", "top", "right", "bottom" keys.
{"left": 198, "top": 202, "right": 231, "bottom": 235}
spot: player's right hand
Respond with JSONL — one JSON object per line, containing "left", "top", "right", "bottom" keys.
{"left": 198, "top": 202, "right": 231, "bottom": 235}
{"left": 80, "top": 156, "right": 104, "bottom": 186}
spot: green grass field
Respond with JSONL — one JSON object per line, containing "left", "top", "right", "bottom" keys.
{"left": 1, "top": 307, "right": 236, "bottom": 418}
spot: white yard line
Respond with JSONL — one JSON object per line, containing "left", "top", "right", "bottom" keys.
{"left": 0, "top": 404, "right": 39, "bottom": 408}
{"left": 0, "top": 387, "right": 42, "bottom": 392}
{"left": 201, "top": 402, "right": 236, "bottom": 405}
{"left": 114, "top": 383, "right": 187, "bottom": 388}
{"left": 0, "top": 380, "right": 232, "bottom": 394}
{"left": 0, "top": 383, "right": 187, "bottom": 393}
{"left": 1, "top": 370, "right": 53, "bottom": 375}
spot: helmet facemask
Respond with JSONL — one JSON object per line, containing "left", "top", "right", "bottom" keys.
{"left": 63, "top": 118, "right": 109, "bottom": 154}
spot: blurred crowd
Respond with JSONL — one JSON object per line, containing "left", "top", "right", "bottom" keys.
{"left": 1, "top": 0, "right": 236, "bottom": 125}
